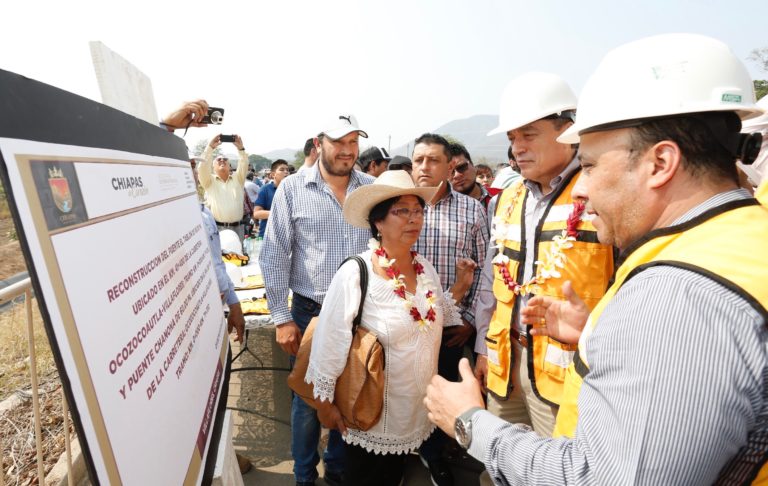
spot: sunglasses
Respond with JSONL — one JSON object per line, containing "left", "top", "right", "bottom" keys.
{"left": 453, "top": 162, "right": 471, "bottom": 174}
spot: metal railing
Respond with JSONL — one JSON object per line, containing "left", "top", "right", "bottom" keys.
{"left": 0, "top": 277, "right": 74, "bottom": 486}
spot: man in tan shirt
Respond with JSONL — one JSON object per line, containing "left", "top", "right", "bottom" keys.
{"left": 198, "top": 134, "right": 249, "bottom": 240}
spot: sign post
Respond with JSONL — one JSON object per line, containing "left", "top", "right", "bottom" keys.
{"left": 0, "top": 69, "right": 228, "bottom": 485}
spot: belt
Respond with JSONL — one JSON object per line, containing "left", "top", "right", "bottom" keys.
{"left": 511, "top": 327, "right": 529, "bottom": 348}
{"left": 216, "top": 221, "right": 241, "bottom": 227}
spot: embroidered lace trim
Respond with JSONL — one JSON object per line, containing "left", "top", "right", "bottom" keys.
{"left": 305, "top": 363, "right": 336, "bottom": 402}
{"left": 343, "top": 424, "right": 436, "bottom": 455}
{"left": 442, "top": 291, "right": 463, "bottom": 327}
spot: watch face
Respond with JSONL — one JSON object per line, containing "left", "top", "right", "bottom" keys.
{"left": 455, "top": 419, "right": 470, "bottom": 449}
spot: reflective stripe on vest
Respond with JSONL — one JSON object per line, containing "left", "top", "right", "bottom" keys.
{"left": 485, "top": 171, "right": 615, "bottom": 405}
{"left": 552, "top": 200, "right": 768, "bottom": 483}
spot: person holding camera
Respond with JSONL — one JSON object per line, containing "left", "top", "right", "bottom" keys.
{"left": 198, "top": 134, "right": 250, "bottom": 241}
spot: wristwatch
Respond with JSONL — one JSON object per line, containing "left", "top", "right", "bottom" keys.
{"left": 454, "top": 406, "right": 483, "bottom": 449}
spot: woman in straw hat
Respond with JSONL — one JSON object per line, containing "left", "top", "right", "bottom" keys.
{"left": 305, "top": 170, "right": 476, "bottom": 485}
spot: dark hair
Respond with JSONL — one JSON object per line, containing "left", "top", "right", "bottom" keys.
{"left": 271, "top": 159, "right": 289, "bottom": 171}
{"left": 303, "top": 138, "right": 315, "bottom": 156}
{"left": 414, "top": 133, "right": 451, "bottom": 160}
{"left": 368, "top": 195, "right": 426, "bottom": 239}
{"left": 507, "top": 145, "right": 515, "bottom": 161}
{"left": 627, "top": 112, "right": 739, "bottom": 184}
{"left": 359, "top": 146, "right": 390, "bottom": 171}
{"left": 246, "top": 171, "right": 255, "bottom": 181}
{"left": 448, "top": 142, "right": 472, "bottom": 163}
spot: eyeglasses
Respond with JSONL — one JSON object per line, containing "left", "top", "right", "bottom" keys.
{"left": 216, "top": 157, "right": 229, "bottom": 162}
{"left": 453, "top": 162, "right": 471, "bottom": 174}
{"left": 389, "top": 207, "right": 425, "bottom": 219}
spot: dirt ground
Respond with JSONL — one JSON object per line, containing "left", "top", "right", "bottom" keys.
{"left": 0, "top": 215, "right": 26, "bottom": 280}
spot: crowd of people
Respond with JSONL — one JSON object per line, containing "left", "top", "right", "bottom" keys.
{"left": 161, "top": 32, "right": 768, "bottom": 486}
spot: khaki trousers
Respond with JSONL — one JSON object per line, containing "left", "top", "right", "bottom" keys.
{"left": 479, "top": 340, "right": 558, "bottom": 486}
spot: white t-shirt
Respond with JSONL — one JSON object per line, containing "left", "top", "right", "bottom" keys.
{"left": 306, "top": 249, "right": 461, "bottom": 454}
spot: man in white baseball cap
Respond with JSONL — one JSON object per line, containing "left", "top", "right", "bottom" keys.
{"left": 426, "top": 33, "right": 768, "bottom": 485}
{"left": 259, "top": 113, "right": 373, "bottom": 486}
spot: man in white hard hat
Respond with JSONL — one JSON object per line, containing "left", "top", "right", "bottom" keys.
{"left": 260, "top": 114, "right": 374, "bottom": 486}
{"left": 472, "top": 72, "right": 615, "bottom": 446}
{"left": 425, "top": 34, "right": 768, "bottom": 485}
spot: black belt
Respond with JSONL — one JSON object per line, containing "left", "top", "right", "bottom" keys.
{"left": 216, "top": 221, "right": 241, "bottom": 227}
{"left": 511, "top": 327, "right": 529, "bottom": 348}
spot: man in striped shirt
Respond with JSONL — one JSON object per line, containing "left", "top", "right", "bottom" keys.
{"left": 411, "top": 133, "right": 489, "bottom": 486}
{"left": 260, "top": 115, "right": 374, "bottom": 486}
{"left": 424, "top": 34, "right": 768, "bottom": 485}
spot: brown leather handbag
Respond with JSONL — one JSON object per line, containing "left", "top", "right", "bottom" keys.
{"left": 287, "top": 256, "right": 385, "bottom": 431}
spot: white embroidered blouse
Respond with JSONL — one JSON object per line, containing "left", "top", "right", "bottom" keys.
{"left": 305, "top": 249, "right": 462, "bottom": 455}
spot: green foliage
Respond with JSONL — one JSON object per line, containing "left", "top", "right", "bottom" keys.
{"left": 192, "top": 138, "right": 222, "bottom": 158}
{"left": 754, "top": 80, "right": 768, "bottom": 101}
{"left": 248, "top": 154, "right": 272, "bottom": 172}
{"left": 292, "top": 150, "right": 304, "bottom": 167}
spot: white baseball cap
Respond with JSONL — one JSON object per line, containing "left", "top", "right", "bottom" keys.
{"left": 319, "top": 114, "right": 369, "bottom": 140}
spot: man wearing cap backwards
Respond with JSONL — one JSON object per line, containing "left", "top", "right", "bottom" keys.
{"left": 260, "top": 115, "right": 373, "bottom": 486}
{"left": 359, "top": 146, "right": 392, "bottom": 177}
{"left": 410, "top": 132, "right": 489, "bottom": 486}
{"left": 424, "top": 34, "right": 768, "bottom": 485}
{"left": 198, "top": 134, "right": 249, "bottom": 240}
{"left": 471, "top": 72, "right": 615, "bottom": 449}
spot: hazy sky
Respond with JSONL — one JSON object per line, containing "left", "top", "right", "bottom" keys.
{"left": 2, "top": 0, "right": 767, "bottom": 156}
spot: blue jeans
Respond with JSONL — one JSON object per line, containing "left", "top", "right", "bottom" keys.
{"left": 290, "top": 293, "right": 346, "bottom": 482}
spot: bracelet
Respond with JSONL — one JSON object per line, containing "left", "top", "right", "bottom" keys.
{"left": 239, "top": 148, "right": 246, "bottom": 152}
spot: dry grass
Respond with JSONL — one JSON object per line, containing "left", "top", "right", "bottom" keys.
{"left": 0, "top": 300, "right": 57, "bottom": 403}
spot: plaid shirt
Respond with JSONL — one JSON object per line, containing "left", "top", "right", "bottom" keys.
{"left": 259, "top": 164, "right": 374, "bottom": 325}
{"left": 414, "top": 186, "right": 489, "bottom": 325}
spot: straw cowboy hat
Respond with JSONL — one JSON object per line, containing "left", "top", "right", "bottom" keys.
{"left": 343, "top": 170, "right": 437, "bottom": 228}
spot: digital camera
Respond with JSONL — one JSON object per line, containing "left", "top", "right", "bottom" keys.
{"left": 201, "top": 107, "right": 224, "bottom": 125}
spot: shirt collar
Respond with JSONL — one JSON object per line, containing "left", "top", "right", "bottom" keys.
{"left": 304, "top": 162, "right": 373, "bottom": 191}
{"left": 523, "top": 156, "right": 580, "bottom": 195}
{"left": 672, "top": 188, "right": 753, "bottom": 225}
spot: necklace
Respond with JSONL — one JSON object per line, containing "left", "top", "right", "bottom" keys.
{"left": 490, "top": 184, "right": 586, "bottom": 295}
{"left": 368, "top": 239, "right": 437, "bottom": 331}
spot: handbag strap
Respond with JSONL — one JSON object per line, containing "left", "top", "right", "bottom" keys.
{"left": 339, "top": 255, "right": 368, "bottom": 333}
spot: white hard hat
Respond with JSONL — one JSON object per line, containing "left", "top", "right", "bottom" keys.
{"left": 741, "top": 95, "right": 768, "bottom": 132}
{"left": 219, "top": 229, "right": 243, "bottom": 256}
{"left": 559, "top": 33, "right": 764, "bottom": 144}
{"left": 224, "top": 262, "right": 243, "bottom": 287}
{"left": 488, "top": 72, "right": 577, "bottom": 136}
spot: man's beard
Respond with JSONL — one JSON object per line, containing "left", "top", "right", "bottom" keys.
{"left": 320, "top": 155, "right": 353, "bottom": 177}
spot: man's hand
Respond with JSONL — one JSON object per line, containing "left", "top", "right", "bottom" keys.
{"left": 234, "top": 135, "right": 245, "bottom": 151}
{"left": 425, "top": 358, "right": 484, "bottom": 438}
{"left": 276, "top": 321, "right": 302, "bottom": 355}
{"left": 161, "top": 99, "right": 209, "bottom": 130}
{"left": 227, "top": 302, "right": 245, "bottom": 343}
{"left": 450, "top": 258, "right": 477, "bottom": 301}
{"left": 521, "top": 281, "right": 589, "bottom": 344}
{"left": 316, "top": 399, "right": 347, "bottom": 436}
{"left": 474, "top": 354, "right": 488, "bottom": 392}
{"left": 444, "top": 319, "right": 474, "bottom": 347}
{"left": 208, "top": 134, "right": 222, "bottom": 150}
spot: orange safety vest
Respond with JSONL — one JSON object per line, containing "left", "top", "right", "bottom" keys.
{"left": 484, "top": 171, "right": 615, "bottom": 405}
{"left": 552, "top": 199, "right": 768, "bottom": 484}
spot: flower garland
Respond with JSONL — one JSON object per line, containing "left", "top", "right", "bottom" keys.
{"left": 368, "top": 239, "right": 437, "bottom": 331}
{"left": 490, "top": 184, "right": 586, "bottom": 296}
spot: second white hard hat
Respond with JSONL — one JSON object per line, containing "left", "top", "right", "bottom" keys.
{"left": 488, "top": 72, "right": 577, "bottom": 136}
{"left": 558, "top": 33, "right": 764, "bottom": 144}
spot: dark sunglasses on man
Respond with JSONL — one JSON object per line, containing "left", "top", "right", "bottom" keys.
{"left": 453, "top": 161, "right": 471, "bottom": 174}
